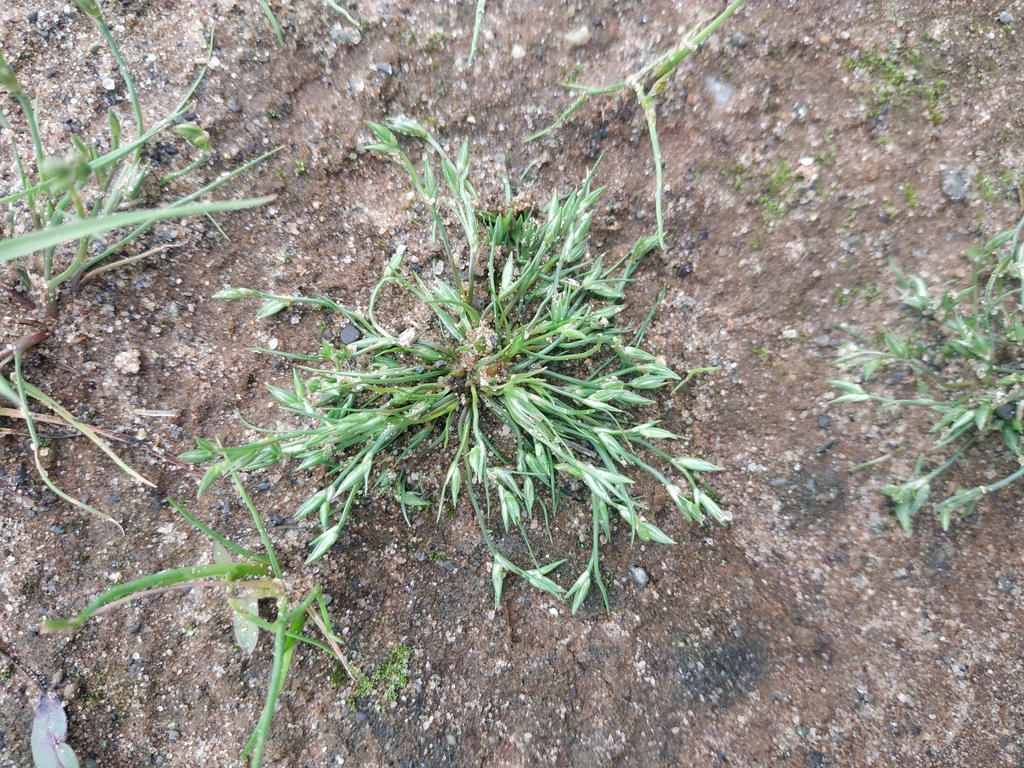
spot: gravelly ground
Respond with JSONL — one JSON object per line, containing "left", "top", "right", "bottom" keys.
{"left": 3, "top": 0, "right": 1024, "bottom": 766}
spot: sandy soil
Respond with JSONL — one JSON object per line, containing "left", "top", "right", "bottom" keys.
{"left": 3, "top": 0, "right": 1024, "bottom": 766}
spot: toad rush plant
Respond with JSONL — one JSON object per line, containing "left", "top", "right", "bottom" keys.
{"left": 832, "top": 214, "right": 1024, "bottom": 530}
{"left": 188, "top": 118, "right": 726, "bottom": 612}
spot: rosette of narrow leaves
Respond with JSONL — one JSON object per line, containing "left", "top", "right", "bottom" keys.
{"left": 188, "top": 118, "right": 725, "bottom": 611}
{"left": 831, "top": 214, "right": 1024, "bottom": 531}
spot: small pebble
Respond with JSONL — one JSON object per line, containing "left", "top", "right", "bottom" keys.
{"left": 114, "top": 348, "right": 142, "bottom": 375}
{"left": 704, "top": 77, "right": 733, "bottom": 106}
{"left": 375, "top": 62, "right": 393, "bottom": 76}
{"left": 730, "top": 31, "right": 749, "bottom": 47}
{"left": 941, "top": 167, "right": 969, "bottom": 202}
{"left": 101, "top": 77, "right": 116, "bottom": 91}
{"left": 994, "top": 403, "right": 1015, "bottom": 421}
{"left": 127, "top": 624, "right": 141, "bottom": 634}
{"left": 628, "top": 565, "right": 649, "bottom": 588}
{"left": 226, "top": 97, "right": 241, "bottom": 113}
{"left": 564, "top": 26, "right": 592, "bottom": 47}
{"left": 511, "top": 44, "right": 526, "bottom": 60}
{"left": 817, "top": 416, "right": 830, "bottom": 428}
{"left": 51, "top": 525, "right": 65, "bottom": 534}
{"left": 996, "top": 573, "right": 1015, "bottom": 593}
{"left": 442, "top": 560, "right": 456, "bottom": 572}
{"left": 27, "top": 11, "right": 39, "bottom": 23}
{"left": 167, "top": 730, "right": 180, "bottom": 741}
{"left": 63, "top": 683, "right": 78, "bottom": 700}
{"left": 339, "top": 323, "right": 362, "bottom": 345}
{"left": 999, "top": 11, "right": 1012, "bottom": 23}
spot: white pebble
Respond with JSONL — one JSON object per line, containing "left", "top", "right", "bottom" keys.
{"left": 563, "top": 26, "right": 592, "bottom": 47}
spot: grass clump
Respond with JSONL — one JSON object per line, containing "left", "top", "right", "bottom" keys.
{"left": 0, "top": 1, "right": 271, "bottom": 525}
{"left": 831, "top": 214, "right": 1024, "bottom": 530}
{"left": 191, "top": 117, "right": 726, "bottom": 612}
{"left": 527, "top": 0, "right": 746, "bottom": 248}
{"left": 41, "top": 473, "right": 352, "bottom": 768}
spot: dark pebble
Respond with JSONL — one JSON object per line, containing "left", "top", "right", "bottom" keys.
{"left": 995, "top": 403, "right": 1015, "bottom": 421}
{"left": 51, "top": 525, "right": 65, "bottom": 534}
{"left": 354, "top": 711, "right": 367, "bottom": 722}
{"left": 27, "top": 11, "right": 38, "bottom": 23}
{"left": 699, "top": 228, "right": 709, "bottom": 239}
{"left": 817, "top": 416, "right": 830, "bottom": 428}
{"left": 226, "top": 97, "right": 241, "bottom": 113}
{"left": 376, "top": 62, "right": 393, "bottom": 76}
{"left": 941, "top": 168, "right": 969, "bottom": 202}
{"left": 677, "top": 262, "right": 693, "bottom": 279}
{"left": 127, "top": 624, "right": 141, "bottom": 634}
{"left": 339, "top": 323, "right": 362, "bottom": 344}
{"left": 442, "top": 560, "right": 456, "bottom": 572}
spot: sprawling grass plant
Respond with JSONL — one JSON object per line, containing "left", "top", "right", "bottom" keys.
{"left": 191, "top": 118, "right": 725, "bottom": 612}
{"left": 0, "top": 2, "right": 271, "bottom": 523}
{"left": 527, "top": 0, "right": 745, "bottom": 248}
{"left": 41, "top": 473, "right": 351, "bottom": 768}
{"left": 832, "top": 215, "right": 1024, "bottom": 530}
